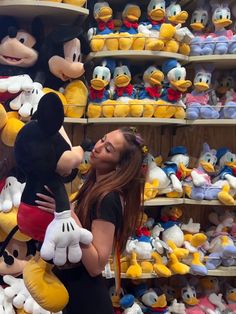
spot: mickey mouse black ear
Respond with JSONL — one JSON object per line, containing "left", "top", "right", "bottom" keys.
{"left": 37, "top": 92, "right": 64, "bottom": 136}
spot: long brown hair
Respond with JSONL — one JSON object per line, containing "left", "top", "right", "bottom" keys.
{"left": 75, "top": 127, "right": 145, "bottom": 251}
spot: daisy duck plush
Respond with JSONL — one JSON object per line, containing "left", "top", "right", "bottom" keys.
{"left": 155, "top": 59, "right": 192, "bottom": 119}
{"left": 183, "top": 143, "right": 235, "bottom": 205}
{"left": 189, "top": 0, "right": 210, "bottom": 56}
{"left": 185, "top": 65, "right": 220, "bottom": 120}
{"left": 88, "top": 2, "right": 118, "bottom": 52}
{"left": 118, "top": 4, "right": 145, "bottom": 50}
{"left": 209, "top": 0, "right": 234, "bottom": 55}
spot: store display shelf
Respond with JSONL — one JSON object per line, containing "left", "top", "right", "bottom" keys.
{"left": 0, "top": 1, "right": 89, "bottom": 22}
{"left": 144, "top": 197, "right": 184, "bottom": 206}
{"left": 64, "top": 117, "right": 88, "bottom": 124}
{"left": 184, "top": 198, "right": 236, "bottom": 206}
{"left": 144, "top": 198, "right": 235, "bottom": 207}
{"left": 186, "top": 119, "right": 236, "bottom": 126}
{"left": 87, "top": 51, "right": 189, "bottom": 63}
{"left": 87, "top": 117, "right": 186, "bottom": 125}
{"left": 208, "top": 266, "right": 236, "bottom": 276}
{"left": 103, "top": 267, "right": 236, "bottom": 279}
{"left": 188, "top": 55, "right": 236, "bottom": 69}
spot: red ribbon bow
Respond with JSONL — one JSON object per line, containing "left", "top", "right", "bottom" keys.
{"left": 123, "top": 19, "right": 139, "bottom": 29}
{"left": 116, "top": 84, "right": 133, "bottom": 97}
{"left": 145, "top": 86, "right": 161, "bottom": 98}
{"left": 167, "top": 88, "right": 181, "bottom": 101}
{"left": 90, "top": 87, "right": 105, "bottom": 100}
{"left": 136, "top": 226, "right": 151, "bottom": 238}
{"left": 148, "top": 18, "right": 165, "bottom": 25}
{"left": 97, "top": 19, "right": 114, "bottom": 31}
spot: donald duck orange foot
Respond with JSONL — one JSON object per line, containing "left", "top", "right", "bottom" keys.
{"left": 218, "top": 184, "right": 235, "bottom": 205}
{"left": 168, "top": 253, "right": 189, "bottom": 275}
{"left": 23, "top": 255, "right": 69, "bottom": 312}
{"left": 152, "top": 252, "right": 172, "bottom": 277}
{"left": 125, "top": 252, "right": 142, "bottom": 278}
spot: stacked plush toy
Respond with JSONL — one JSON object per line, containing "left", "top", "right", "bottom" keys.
{"left": 88, "top": 0, "right": 194, "bottom": 54}
{"left": 190, "top": 0, "right": 236, "bottom": 56}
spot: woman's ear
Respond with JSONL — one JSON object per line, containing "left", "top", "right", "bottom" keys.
{"left": 37, "top": 93, "right": 64, "bottom": 136}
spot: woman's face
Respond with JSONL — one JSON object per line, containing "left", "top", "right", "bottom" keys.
{"left": 90, "top": 130, "right": 126, "bottom": 174}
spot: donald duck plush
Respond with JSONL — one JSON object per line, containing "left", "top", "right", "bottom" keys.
{"left": 138, "top": 0, "right": 165, "bottom": 51}
{"left": 119, "top": 4, "right": 145, "bottom": 50}
{"left": 154, "top": 59, "right": 192, "bottom": 119}
{"left": 138, "top": 65, "right": 164, "bottom": 117}
{"left": 88, "top": 2, "right": 119, "bottom": 52}
{"left": 87, "top": 60, "right": 114, "bottom": 118}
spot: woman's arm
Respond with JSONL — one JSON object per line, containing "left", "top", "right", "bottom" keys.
{"left": 81, "top": 219, "right": 115, "bottom": 277}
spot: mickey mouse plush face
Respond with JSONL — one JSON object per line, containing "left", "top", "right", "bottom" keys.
{"left": 0, "top": 16, "right": 41, "bottom": 69}
{"left": 42, "top": 26, "right": 90, "bottom": 86}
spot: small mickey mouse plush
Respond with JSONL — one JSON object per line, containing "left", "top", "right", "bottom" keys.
{"left": 40, "top": 25, "right": 93, "bottom": 118}
{"left": 14, "top": 92, "right": 93, "bottom": 311}
{"left": 0, "top": 15, "right": 43, "bottom": 104}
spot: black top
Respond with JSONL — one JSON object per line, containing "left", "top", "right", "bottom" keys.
{"left": 55, "top": 191, "right": 123, "bottom": 314}
{"left": 90, "top": 191, "right": 123, "bottom": 233}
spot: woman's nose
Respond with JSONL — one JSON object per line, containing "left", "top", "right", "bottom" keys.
{"left": 94, "top": 142, "right": 103, "bottom": 153}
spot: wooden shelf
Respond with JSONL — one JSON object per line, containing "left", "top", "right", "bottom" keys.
{"left": 188, "top": 55, "right": 236, "bottom": 69}
{"left": 87, "top": 51, "right": 189, "bottom": 63}
{"left": 64, "top": 117, "right": 87, "bottom": 124}
{"left": 144, "top": 197, "right": 184, "bottom": 206}
{"left": 184, "top": 199, "right": 236, "bottom": 206}
{"left": 87, "top": 117, "right": 186, "bottom": 125}
{"left": 143, "top": 198, "right": 235, "bottom": 207}
{"left": 186, "top": 119, "right": 236, "bottom": 126}
{"left": 0, "top": 1, "right": 89, "bottom": 22}
{"left": 103, "top": 267, "right": 236, "bottom": 279}
{"left": 208, "top": 266, "right": 236, "bottom": 276}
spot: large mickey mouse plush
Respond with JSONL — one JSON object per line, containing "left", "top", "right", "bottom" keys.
{"left": 0, "top": 15, "right": 43, "bottom": 105}
{"left": 39, "top": 25, "right": 93, "bottom": 118}
{"left": 14, "top": 92, "right": 93, "bottom": 312}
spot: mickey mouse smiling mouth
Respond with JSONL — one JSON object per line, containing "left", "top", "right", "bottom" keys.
{"left": 2, "top": 55, "right": 22, "bottom": 63}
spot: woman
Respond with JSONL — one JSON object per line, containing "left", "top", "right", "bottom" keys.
{"left": 37, "top": 126, "right": 146, "bottom": 314}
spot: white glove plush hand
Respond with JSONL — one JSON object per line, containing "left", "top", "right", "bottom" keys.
{"left": 3, "top": 275, "right": 29, "bottom": 309}
{"left": 0, "top": 177, "right": 25, "bottom": 212}
{"left": 225, "top": 174, "right": 236, "bottom": 189}
{"left": 170, "top": 174, "right": 183, "bottom": 193}
{"left": 0, "top": 75, "right": 33, "bottom": 93}
{"left": 168, "top": 299, "right": 186, "bottom": 314}
{"left": 40, "top": 210, "right": 93, "bottom": 266}
{"left": 181, "top": 218, "right": 200, "bottom": 234}
{"left": 0, "top": 286, "right": 15, "bottom": 314}
{"left": 10, "top": 82, "right": 44, "bottom": 119}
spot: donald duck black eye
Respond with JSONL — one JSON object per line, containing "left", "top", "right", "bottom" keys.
{"left": 95, "top": 74, "right": 98, "bottom": 78}
{"left": 153, "top": 5, "right": 155, "bottom": 9}
{"left": 102, "top": 76, "right": 105, "bottom": 80}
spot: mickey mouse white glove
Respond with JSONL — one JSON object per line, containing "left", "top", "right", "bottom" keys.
{"left": 3, "top": 275, "right": 29, "bottom": 309}
{"left": 0, "top": 286, "right": 15, "bottom": 314}
{"left": 0, "top": 75, "right": 33, "bottom": 93}
{"left": 40, "top": 210, "right": 93, "bottom": 266}
{"left": 10, "top": 82, "right": 44, "bottom": 119}
{"left": 0, "top": 177, "right": 25, "bottom": 212}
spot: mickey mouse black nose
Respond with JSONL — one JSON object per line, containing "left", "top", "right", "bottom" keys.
{"left": 8, "top": 26, "right": 17, "bottom": 38}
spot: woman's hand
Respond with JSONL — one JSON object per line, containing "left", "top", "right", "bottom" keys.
{"left": 35, "top": 185, "right": 56, "bottom": 214}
